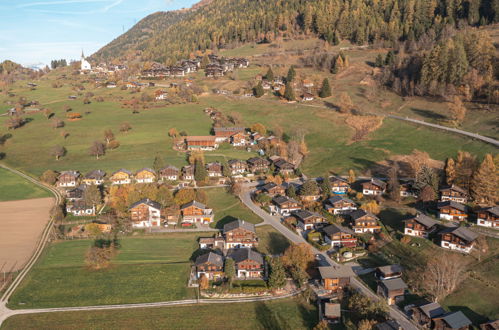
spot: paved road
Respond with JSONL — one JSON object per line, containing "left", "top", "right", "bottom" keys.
{"left": 239, "top": 185, "right": 418, "bottom": 330}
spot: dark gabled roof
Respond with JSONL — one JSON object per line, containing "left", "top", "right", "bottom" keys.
{"left": 228, "top": 159, "right": 245, "bottom": 166}
{"left": 292, "top": 209, "right": 324, "bottom": 221}
{"left": 327, "top": 195, "right": 355, "bottom": 205}
{"left": 376, "top": 264, "right": 403, "bottom": 275}
{"left": 83, "top": 170, "right": 106, "bottom": 180}
{"left": 482, "top": 206, "right": 499, "bottom": 217}
{"left": 439, "top": 226, "right": 478, "bottom": 242}
{"left": 272, "top": 195, "right": 298, "bottom": 206}
{"left": 406, "top": 213, "right": 439, "bottom": 228}
{"left": 160, "top": 165, "right": 179, "bottom": 172}
{"left": 440, "top": 184, "right": 468, "bottom": 195}
{"left": 71, "top": 200, "right": 94, "bottom": 210}
{"left": 227, "top": 248, "right": 264, "bottom": 265}
{"left": 274, "top": 159, "right": 294, "bottom": 169}
{"left": 195, "top": 252, "right": 224, "bottom": 267}
{"left": 350, "top": 209, "right": 379, "bottom": 221}
{"left": 380, "top": 278, "right": 407, "bottom": 291}
{"left": 318, "top": 266, "right": 353, "bottom": 279}
{"left": 223, "top": 219, "right": 256, "bottom": 234}
{"left": 365, "top": 178, "right": 386, "bottom": 189}
{"left": 437, "top": 201, "right": 467, "bottom": 212}
{"left": 129, "top": 198, "right": 161, "bottom": 210}
{"left": 418, "top": 302, "right": 446, "bottom": 319}
{"left": 260, "top": 182, "right": 278, "bottom": 191}
{"left": 329, "top": 176, "right": 349, "bottom": 184}
{"left": 441, "top": 311, "right": 472, "bottom": 328}
{"left": 323, "top": 223, "right": 355, "bottom": 236}
{"left": 181, "top": 200, "right": 207, "bottom": 210}
{"left": 247, "top": 157, "right": 269, "bottom": 165}
{"left": 112, "top": 168, "right": 132, "bottom": 176}
{"left": 59, "top": 170, "right": 80, "bottom": 178}
{"left": 374, "top": 320, "right": 401, "bottom": 330}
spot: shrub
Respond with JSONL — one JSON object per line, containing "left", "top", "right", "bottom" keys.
{"left": 107, "top": 140, "right": 120, "bottom": 149}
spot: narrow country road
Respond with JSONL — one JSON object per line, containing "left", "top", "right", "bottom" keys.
{"left": 239, "top": 184, "right": 418, "bottom": 330}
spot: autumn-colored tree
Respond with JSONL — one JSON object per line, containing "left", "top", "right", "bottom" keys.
{"left": 444, "top": 158, "right": 456, "bottom": 185}
{"left": 174, "top": 188, "right": 196, "bottom": 205}
{"left": 120, "top": 122, "right": 132, "bottom": 133}
{"left": 168, "top": 127, "right": 178, "bottom": 137}
{"left": 338, "top": 92, "right": 353, "bottom": 113}
{"left": 84, "top": 184, "right": 102, "bottom": 206}
{"left": 407, "top": 149, "right": 430, "bottom": 177}
{"left": 348, "top": 169, "right": 356, "bottom": 184}
{"left": 455, "top": 151, "right": 477, "bottom": 193}
{"left": 85, "top": 246, "right": 114, "bottom": 270}
{"left": 89, "top": 141, "right": 105, "bottom": 159}
{"left": 50, "top": 204, "right": 65, "bottom": 222}
{"left": 157, "top": 185, "right": 174, "bottom": 207}
{"left": 360, "top": 200, "right": 381, "bottom": 214}
{"left": 40, "top": 170, "right": 58, "bottom": 185}
{"left": 104, "top": 129, "right": 115, "bottom": 144}
{"left": 447, "top": 96, "right": 466, "bottom": 125}
{"left": 188, "top": 151, "right": 205, "bottom": 165}
{"left": 250, "top": 123, "right": 266, "bottom": 135}
{"left": 107, "top": 140, "right": 120, "bottom": 149}
{"left": 281, "top": 243, "right": 314, "bottom": 272}
{"left": 199, "top": 274, "right": 209, "bottom": 290}
{"left": 387, "top": 164, "right": 400, "bottom": 201}
{"left": 470, "top": 154, "right": 497, "bottom": 204}
{"left": 51, "top": 145, "right": 66, "bottom": 160}
{"left": 313, "top": 320, "right": 330, "bottom": 330}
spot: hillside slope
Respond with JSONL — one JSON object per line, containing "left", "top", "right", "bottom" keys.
{"left": 93, "top": 0, "right": 498, "bottom": 63}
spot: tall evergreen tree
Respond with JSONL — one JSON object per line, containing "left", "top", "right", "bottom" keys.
{"left": 319, "top": 78, "right": 332, "bottom": 98}
{"left": 265, "top": 67, "right": 274, "bottom": 81}
{"left": 253, "top": 81, "right": 264, "bottom": 98}
{"left": 286, "top": 66, "right": 296, "bottom": 82}
{"left": 470, "top": 154, "right": 497, "bottom": 204}
{"left": 153, "top": 155, "right": 166, "bottom": 173}
{"left": 224, "top": 257, "right": 235, "bottom": 288}
{"left": 267, "top": 257, "right": 286, "bottom": 289}
{"left": 194, "top": 159, "right": 207, "bottom": 182}
{"left": 284, "top": 82, "right": 295, "bottom": 101}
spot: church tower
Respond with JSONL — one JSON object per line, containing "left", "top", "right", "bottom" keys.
{"left": 80, "top": 49, "right": 92, "bottom": 73}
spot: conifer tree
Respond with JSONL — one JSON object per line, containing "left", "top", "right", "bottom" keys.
{"left": 375, "top": 54, "right": 384, "bottom": 67}
{"left": 470, "top": 154, "right": 497, "bottom": 204}
{"left": 286, "top": 184, "right": 297, "bottom": 198}
{"left": 153, "top": 155, "right": 165, "bottom": 173}
{"left": 265, "top": 67, "right": 274, "bottom": 81}
{"left": 284, "top": 82, "right": 295, "bottom": 101}
{"left": 286, "top": 66, "right": 296, "bottom": 82}
{"left": 444, "top": 158, "right": 456, "bottom": 185}
{"left": 253, "top": 81, "right": 264, "bottom": 98}
{"left": 194, "top": 159, "right": 207, "bottom": 182}
{"left": 319, "top": 78, "right": 331, "bottom": 98}
{"left": 267, "top": 257, "right": 286, "bottom": 289}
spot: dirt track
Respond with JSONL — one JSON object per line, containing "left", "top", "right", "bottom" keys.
{"left": 0, "top": 198, "right": 53, "bottom": 272}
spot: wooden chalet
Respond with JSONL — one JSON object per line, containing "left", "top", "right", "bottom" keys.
{"left": 325, "top": 195, "right": 357, "bottom": 215}
{"left": 317, "top": 266, "right": 351, "bottom": 294}
{"left": 82, "top": 170, "right": 106, "bottom": 185}
{"left": 375, "top": 265, "right": 403, "bottom": 280}
{"left": 185, "top": 136, "right": 218, "bottom": 150}
{"left": 180, "top": 200, "right": 214, "bottom": 225}
{"left": 329, "top": 176, "right": 350, "bottom": 195}
{"left": 182, "top": 165, "right": 195, "bottom": 181}
{"left": 362, "top": 178, "right": 386, "bottom": 196}
{"left": 432, "top": 311, "right": 472, "bottom": 330}
{"left": 206, "top": 162, "right": 223, "bottom": 177}
{"left": 223, "top": 219, "right": 258, "bottom": 249}
{"left": 301, "top": 92, "right": 314, "bottom": 101}
{"left": 246, "top": 157, "right": 270, "bottom": 173}
{"left": 213, "top": 127, "right": 245, "bottom": 142}
{"left": 322, "top": 224, "right": 357, "bottom": 248}
{"left": 438, "top": 201, "right": 468, "bottom": 222}
{"left": 135, "top": 168, "right": 156, "bottom": 183}
{"left": 57, "top": 170, "right": 80, "bottom": 188}
{"left": 440, "top": 185, "right": 468, "bottom": 203}
{"left": 227, "top": 248, "right": 265, "bottom": 279}
{"left": 292, "top": 209, "right": 327, "bottom": 230}
{"left": 230, "top": 131, "right": 247, "bottom": 146}
{"left": 480, "top": 320, "right": 499, "bottom": 330}
{"left": 377, "top": 278, "right": 407, "bottom": 305}
{"left": 404, "top": 213, "right": 439, "bottom": 238}
{"left": 439, "top": 226, "right": 478, "bottom": 253}
{"left": 349, "top": 209, "right": 381, "bottom": 233}
{"left": 129, "top": 198, "right": 162, "bottom": 227}
{"left": 66, "top": 200, "right": 95, "bottom": 217}
{"left": 411, "top": 302, "right": 446, "bottom": 328}
{"left": 66, "top": 185, "right": 86, "bottom": 201}
{"left": 110, "top": 169, "right": 132, "bottom": 185}
{"left": 159, "top": 165, "right": 179, "bottom": 181}
{"left": 476, "top": 206, "right": 499, "bottom": 228}
{"left": 205, "top": 65, "right": 224, "bottom": 78}
{"left": 271, "top": 195, "right": 301, "bottom": 216}
{"left": 400, "top": 180, "right": 417, "bottom": 198}
{"left": 227, "top": 159, "right": 247, "bottom": 175}
{"left": 195, "top": 252, "right": 224, "bottom": 280}
{"left": 199, "top": 234, "right": 225, "bottom": 250}
{"left": 274, "top": 159, "right": 295, "bottom": 175}
{"left": 258, "top": 182, "right": 285, "bottom": 196}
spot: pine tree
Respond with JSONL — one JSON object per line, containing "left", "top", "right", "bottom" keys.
{"left": 319, "top": 175, "right": 331, "bottom": 197}
{"left": 470, "top": 154, "right": 497, "bottom": 204}
{"left": 284, "top": 82, "right": 295, "bottom": 101}
{"left": 194, "top": 159, "right": 207, "bottom": 182}
{"left": 375, "top": 54, "right": 384, "bottom": 67}
{"left": 265, "top": 67, "right": 274, "bottom": 81}
{"left": 224, "top": 257, "right": 235, "bottom": 287}
{"left": 444, "top": 158, "right": 456, "bottom": 185}
{"left": 153, "top": 155, "right": 165, "bottom": 173}
{"left": 319, "top": 78, "right": 331, "bottom": 98}
{"left": 200, "top": 54, "right": 209, "bottom": 69}
{"left": 286, "top": 66, "right": 296, "bottom": 82}
{"left": 253, "top": 81, "right": 264, "bottom": 98}
{"left": 286, "top": 184, "right": 297, "bottom": 198}
{"left": 267, "top": 257, "right": 286, "bottom": 289}
{"left": 384, "top": 51, "right": 395, "bottom": 66}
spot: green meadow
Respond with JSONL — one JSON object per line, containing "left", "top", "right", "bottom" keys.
{"left": 0, "top": 167, "right": 50, "bottom": 201}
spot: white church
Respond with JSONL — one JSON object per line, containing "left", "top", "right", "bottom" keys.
{"left": 80, "top": 51, "right": 92, "bottom": 73}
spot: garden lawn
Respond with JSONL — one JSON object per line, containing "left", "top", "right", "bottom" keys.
{"left": 206, "top": 187, "right": 263, "bottom": 228}
{"left": 7, "top": 233, "right": 201, "bottom": 309}
{"left": 256, "top": 225, "right": 291, "bottom": 255}
{"left": 2, "top": 298, "right": 318, "bottom": 330}
{"left": 0, "top": 167, "right": 50, "bottom": 201}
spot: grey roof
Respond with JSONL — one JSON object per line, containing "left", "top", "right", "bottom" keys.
{"left": 419, "top": 302, "right": 445, "bottom": 319}
{"left": 329, "top": 176, "right": 349, "bottom": 184}
{"left": 136, "top": 167, "right": 156, "bottom": 175}
{"left": 71, "top": 200, "right": 94, "bottom": 210}
{"left": 439, "top": 226, "right": 478, "bottom": 242}
{"left": 327, "top": 195, "right": 355, "bottom": 205}
{"left": 247, "top": 157, "right": 269, "bottom": 165}
{"left": 324, "top": 303, "right": 341, "bottom": 318}
{"left": 59, "top": 170, "right": 80, "bottom": 178}
{"left": 181, "top": 200, "right": 207, "bottom": 210}
{"left": 260, "top": 182, "right": 278, "bottom": 191}
{"left": 483, "top": 206, "right": 499, "bottom": 217}
{"left": 440, "top": 184, "right": 468, "bottom": 195}
{"left": 112, "top": 168, "right": 132, "bottom": 176}
{"left": 350, "top": 209, "right": 379, "bottom": 221}
{"left": 129, "top": 198, "right": 161, "bottom": 210}
{"left": 213, "top": 126, "right": 244, "bottom": 133}
{"left": 377, "top": 264, "right": 403, "bottom": 275}
{"left": 272, "top": 195, "right": 298, "bottom": 206}
{"left": 318, "top": 266, "right": 353, "bottom": 279}
{"left": 195, "top": 252, "right": 224, "bottom": 267}
{"left": 83, "top": 170, "right": 106, "bottom": 180}
{"left": 292, "top": 209, "right": 323, "bottom": 221}
{"left": 227, "top": 248, "right": 264, "bottom": 265}
{"left": 380, "top": 278, "right": 407, "bottom": 291}
{"left": 160, "top": 165, "right": 179, "bottom": 172}
{"left": 323, "top": 223, "right": 355, "bottom": 236}
{"left": 374, "top": 320, "right": 401, "bottom": 330}
{"left": 274, "top": 159, "right": 294, "bottom": 169}
{"left": 441, "top": 311, "right": 472, "bottom": 328}
{"left": 437, "top": 201, "right": 467, "bottom": 212}
{"left": 407, "top": 213, "right": 439, "bottom": 228}
{"left": 367, "top": 178, "right": 387, "bottom": 189}
{"left": 223, "top": 219, "right": 256, "bottom": 234}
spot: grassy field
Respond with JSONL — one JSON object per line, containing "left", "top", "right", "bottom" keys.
{"left": 2, "top": 298, "right": 318, "bottom": 330}
{"left": 0, "top": 167, "right": 50, "bottom": 201}
{"left": 255, "top": 225, "right": 291, "bottom": 255}
{"left": 7, "top": 233, "right": 201, "bottom": 309}
{"left": 206, "top": 187, "right": 263, "bottom": 228}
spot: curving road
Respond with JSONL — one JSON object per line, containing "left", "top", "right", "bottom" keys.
{"left": 238, "top": 185, "right": 418, "bottom": 330}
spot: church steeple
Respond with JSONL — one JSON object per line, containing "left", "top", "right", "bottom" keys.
{"left": 81, "top": 49, "right": 85, "bottom": 59}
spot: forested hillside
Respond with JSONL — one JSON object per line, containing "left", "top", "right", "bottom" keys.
{"left": 93, "top": 0, "right": 498, "bottom": 63}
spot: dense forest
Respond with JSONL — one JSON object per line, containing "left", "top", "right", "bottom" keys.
{"left": 93, "top": 0, "right": 499, "bottom": 63}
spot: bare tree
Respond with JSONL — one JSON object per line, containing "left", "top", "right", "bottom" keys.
{"left": 421, "top": 253, "right": 468, "bottom": 302}
{"left": 89, "top": 141, "right": 105, "bottom": 159}
{"left": 104, "top": 129, "right": 115, "bottom": 144}
{"left": 120, "top": 122, "right": 132, "bottom": 133}
{"left": 51, "top": 145, "right": 66, "bottom": 160}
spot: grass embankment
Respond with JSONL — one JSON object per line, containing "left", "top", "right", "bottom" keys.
{"left": 207, "top": 187, "right": 263, "bottom": 227}
{"left": 7, "top": 233, "right": 201, "bottom": 309}
{"left": 2, "top": 298, "right": 318, "bottom": 330}
{"left": 0, "top": 167, "right": 50, "bottom": 201}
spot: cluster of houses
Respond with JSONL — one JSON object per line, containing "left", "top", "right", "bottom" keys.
{"left": 194, "top": 219, "right": 265, "bottom": 281}
{"left": 255, "top": 74, "right": 317, "bottom": 102}
{"left": 79, "top": 52, "right": 127, "bottom": 75}
{"left": 256, "top": 177, "right": 495, "bottom": 255}
{"left": 140, "top": 55, "right": 249, "bottom": 79}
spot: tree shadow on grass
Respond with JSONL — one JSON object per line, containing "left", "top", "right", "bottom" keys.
{"left": 215, "top": 215, "right": 238, "bottom": 230}
{"left": 255, "top": 301, "right": 289, "bottom": 330}
{"left": 266, "top": 232, "right": 290, "bottom": 255}
{"left": 379, "top": 208, "right": 411, "bottom": 233}
{"left": 410, "top": 108, "right": 447, "bottom": 121}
